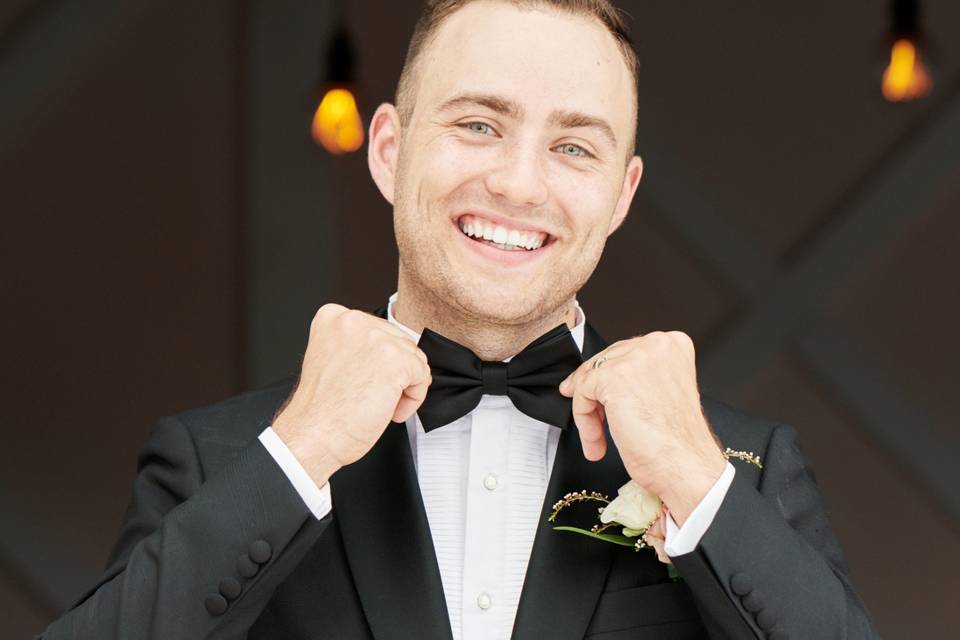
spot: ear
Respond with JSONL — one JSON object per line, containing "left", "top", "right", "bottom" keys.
{"left": 367, "top": 103, "right": 402, "bottom": 205}
{"left": 606, "top": 155, "right": 644, "bottom": 236}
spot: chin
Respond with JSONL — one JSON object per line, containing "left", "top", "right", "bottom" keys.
{"left": 449, "top": 283, "right": 557, "bottom": 325}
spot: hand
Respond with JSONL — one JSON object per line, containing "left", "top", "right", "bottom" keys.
{"left": 558, "top": 331, "right": 726, "bottom": 525}
{"left": 272, "top": 304, "right": 432, "bottom": 487}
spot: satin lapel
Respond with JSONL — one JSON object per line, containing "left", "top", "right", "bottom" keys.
{"left": 332, "top": 422, "right": 452, "bottom": 640}
{"left": 511, "top": 322, "right": 628, "bottom": 639}
{"left": 331, "top": 304, "right": 452, "bottom": 640}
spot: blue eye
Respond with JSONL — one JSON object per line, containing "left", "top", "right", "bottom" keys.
{"left": 462, "top": 122, "right": 494, "bottom": 135}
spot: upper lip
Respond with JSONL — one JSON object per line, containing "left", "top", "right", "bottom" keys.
{"left": 453, "top": 210, "right": 556, "bottom": 239}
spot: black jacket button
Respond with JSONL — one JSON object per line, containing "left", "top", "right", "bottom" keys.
{"left": 757, "top": 608, "right": 777, "bottom": 631}
{"left": 730, "top": 572, "right": 752, "bottom": 596}
{"left": 249, "top": 539, "right": 272, "bottom": 564}
{"left": 204, "top": 593, "right": 228, "bottom": 616}
{"left": 219, "top": 577, "right": 242, "bottom": 600}
{"left": 237, "top": 553, "right": 259, "bottom": 578}
{"left": 742, "top": 592, "right": 763, "bottom": 613}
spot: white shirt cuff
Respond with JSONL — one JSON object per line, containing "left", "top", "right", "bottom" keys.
{"left": 258, "top": 427, "right": 333, "bottom": 520}
{"left": 663, "top": 461, "right": 735, "bottom": 557}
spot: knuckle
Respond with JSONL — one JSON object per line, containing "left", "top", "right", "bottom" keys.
{"left": 316, "top": 302, "right": 345, "bottom": 319}
{"left": 625, "top": 347, "right": 648, "bottom": 364}
{"left": 648, "top": 332, "right": 673, "bottom": 352}
{"left": 577, "top": 368, "right": 593, "bottom": 387}
{"left": 311, "top": 304, "right": 336, "bottom": 329}
{"left": 663, "top": 330, "right": 695, "bottom": 358}
{"left": 382, "top": 339, "right": 406, "bottom": 359}
{"left": 339, "top": 310, "right": 372, "bottom": 337}
{"left": 340, "top": 308, "right": 365, "bottom": 324}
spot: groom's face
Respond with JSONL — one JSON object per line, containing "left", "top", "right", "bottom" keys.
{"left": 383, "top": 1, "right": 642, "bottom": 325}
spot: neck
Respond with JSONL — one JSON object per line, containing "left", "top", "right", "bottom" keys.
{"left": 393, "top": 277, "right": 578, "bottom": 361}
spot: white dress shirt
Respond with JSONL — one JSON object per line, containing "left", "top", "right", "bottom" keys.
{"left": 258, "top": 294, "right": 735, "bottom": 640}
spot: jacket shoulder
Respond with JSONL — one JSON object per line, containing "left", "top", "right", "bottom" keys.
{"left": 701, "top": 395, "right": 782, "bottom": 456}
{"left": 172, "top": 375, "right": 298, "bottom": 449}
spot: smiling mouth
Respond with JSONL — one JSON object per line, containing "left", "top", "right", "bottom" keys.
{"left": 455, "top": 214, "right": 553, "bottom": 252}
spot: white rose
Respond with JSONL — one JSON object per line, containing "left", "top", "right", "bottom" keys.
{"left": 599, "top": 480, "right": 662, "bottom": 532}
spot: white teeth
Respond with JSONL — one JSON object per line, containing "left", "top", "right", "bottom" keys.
{"left": 458, "top": 216, "right": 547, "bottom": 251}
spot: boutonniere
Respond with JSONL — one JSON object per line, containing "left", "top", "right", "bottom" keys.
{"left": 548, "top": 448, "right": 763, "bottom": 580}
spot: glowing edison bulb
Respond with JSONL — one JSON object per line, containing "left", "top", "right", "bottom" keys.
{"left": 882, "top": 38, "right": 932, "bottom": 102}
{"left": 312, "top": 88, "right": 364, "bottom": 154}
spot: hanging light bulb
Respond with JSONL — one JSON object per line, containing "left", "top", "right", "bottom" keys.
{"left": 312, "top": 25, "right": 364, "bottom": 154}
{"left": 881, "top": 0, "right": 933, "bottom": 103}
{"left": 312, "top": 87, "right": 364, "bottom": 154}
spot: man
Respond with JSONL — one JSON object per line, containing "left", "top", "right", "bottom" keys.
{"left": 40, "top": 1, "right": 877, "bottom": 638}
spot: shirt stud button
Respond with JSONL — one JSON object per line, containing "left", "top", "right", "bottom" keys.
{"left": 477, "top": 592, "right": 492, "bottom": 610}
{"left": 482, "top": 473, "right": 498, "bottom": 490}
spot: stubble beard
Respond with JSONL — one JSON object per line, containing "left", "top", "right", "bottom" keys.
{"left": 391, "top": 157, "right": 605, "bottom": 356}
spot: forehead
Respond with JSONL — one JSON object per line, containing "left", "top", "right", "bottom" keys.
{"left": 413, "top": 1, "right": 635, "bottom": 140}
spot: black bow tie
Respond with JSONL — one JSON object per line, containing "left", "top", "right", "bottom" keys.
{"left": 415, "top": 324, "right": 583, "bottom": 432}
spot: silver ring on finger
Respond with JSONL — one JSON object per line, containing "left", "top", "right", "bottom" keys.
{"left": 592, "top": 355, "right": 607, "bottom": 370}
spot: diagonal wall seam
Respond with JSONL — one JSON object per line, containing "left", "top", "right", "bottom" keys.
{"left": 638, "top": 80, "right": 960, "bottom": 524}
{"left": 0, "top": 0, "right": 151, "bottom": 137}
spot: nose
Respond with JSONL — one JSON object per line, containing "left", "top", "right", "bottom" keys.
{"left": 484, "top": 141, "right": 549, "bottom": 208}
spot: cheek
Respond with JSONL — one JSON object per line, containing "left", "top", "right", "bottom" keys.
{"left": 416, "top": 133, "right": 492, "bottom": 197}
{"left": 550, "top": 176, "right": 617, "bottom": 242}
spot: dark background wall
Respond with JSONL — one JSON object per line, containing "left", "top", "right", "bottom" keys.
{"left": 1, "top": 1, "right": 958, "bottom": 638}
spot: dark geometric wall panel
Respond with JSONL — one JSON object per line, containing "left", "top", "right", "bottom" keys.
{"left": 0, "top": 0, "right": 244, "bottom": 629}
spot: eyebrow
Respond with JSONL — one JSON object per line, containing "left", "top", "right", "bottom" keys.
{"left": 548, "top": 110, "right": 617, "bottom": 150}
{"left": 436, "top": 92, "right": 618, "bottom": 150}
{"left": 437, "top": 92, "right": 524, "bottom": 120}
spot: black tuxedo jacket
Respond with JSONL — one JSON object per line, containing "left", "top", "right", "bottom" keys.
{"left": 40, "top": 314, "right": 877, "bottom": 639}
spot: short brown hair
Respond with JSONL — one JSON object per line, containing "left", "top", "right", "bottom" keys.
{"left": 395, "top": 0, "right": 639, "bottom": 155}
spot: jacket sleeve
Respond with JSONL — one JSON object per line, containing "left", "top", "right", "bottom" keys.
{"left": 670, "top": 423, "right": 879, "bottom": 640}
{"left": 37, "top": 415, "right": 332, "bottom": 640}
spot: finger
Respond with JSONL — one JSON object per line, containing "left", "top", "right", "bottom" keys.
{"left": 572, "top": 405, "right": 606, "bottom": 461}
{"left": 393, "top": 353, "right": 433, "bottom": 422}
{"left": 560, "top": 358, "right": 592, "bottom": 396}
{"left": 372, "top": 323, "right": 421, "bottom": 348}
{"left": 367, "top": 327, "right": 430, "bottom": 370}
{"left": 363, "top": 312, "right": 423, "bottom": 345}
{"left": 393, "top": 378, "right": 430, "bottom": 422}
{"left": 393, "top": 384, "right": 430, "bottom": 423}
{"left": 560, "top": 344, "right": 628, "bottom": 395}
{"left": 369, "top": 326, "right": 430, "bottom": 368}
{"left": 570, "top": 371, "right": 607, "bottom": 461}
{"left": 392, "top": 336, "right": 431, "bottom": 368}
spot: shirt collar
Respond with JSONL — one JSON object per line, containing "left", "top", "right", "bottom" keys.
{"left": 386, "top": 291, "right": 586, "bottom": 358}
